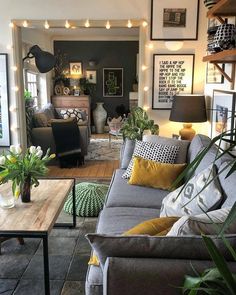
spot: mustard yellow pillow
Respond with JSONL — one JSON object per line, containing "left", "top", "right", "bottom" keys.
{"left": 88, "top": 216, "right": 180, "bottom": 266}
{"left": 128, "top": 157, "right": 186, "bottom": 190}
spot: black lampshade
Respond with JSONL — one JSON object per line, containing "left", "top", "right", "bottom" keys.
{"left": 169, "top": 95, "right": 207, "bottom": 123}
{"left": 23, "top": 45, "right": 56, "bottom": 73}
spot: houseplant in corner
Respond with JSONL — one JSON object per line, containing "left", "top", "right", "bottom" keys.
{"left": 0, "top": 145, "right": 55, "bottom": 203}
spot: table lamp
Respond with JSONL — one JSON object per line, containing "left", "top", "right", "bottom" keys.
{"left": 169, "top": 95, "right": 207, "bottom": 140}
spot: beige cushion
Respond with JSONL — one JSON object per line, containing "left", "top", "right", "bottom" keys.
{"left": 33, "top": 112, "right": 48, "bottom": 127}
{"left": 167, "top": 207, "right": 235, "bottom": 236}
{"left": 160, "top": 165, "right": 223, "bottom": 217}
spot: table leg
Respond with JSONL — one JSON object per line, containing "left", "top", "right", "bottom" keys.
{"left": 72, "top": 181, "right": 76, "bottom": 228}
{"left": 43, "top": 234, "right": 50, "bottom": 295}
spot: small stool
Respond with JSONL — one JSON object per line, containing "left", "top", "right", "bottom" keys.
{"left": 64, "top": 182, "right": 109, "bottom": 217}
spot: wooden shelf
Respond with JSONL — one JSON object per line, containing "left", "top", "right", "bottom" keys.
{"left": 203, "top": 49, "right": 236, "bottom": 63}
{"left": 207, "top": 0, "right": 236, "bottom": 18}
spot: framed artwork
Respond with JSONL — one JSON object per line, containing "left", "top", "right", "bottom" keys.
{"left": 86, "top": 70, "right": 97, "bottom": 84}
{"left": 70, "top": 62, "right": 82, "bottom": 76}
{"left": 103, "top": 68, "right": 123, "bottom": 97}
{"left": 206, "top": 63, "right": 224, "bottom": 84}
{"left": 0, "top": 54, "right": 10, "bottom": 146}
{"left": 211, "top": 89, "right": 236, "bottom": 149}
{"left": 152, "top": 54, "right": 194, "bottom": 110}
{"left": 151, "top": 0, "right": 199, "bottom": 40}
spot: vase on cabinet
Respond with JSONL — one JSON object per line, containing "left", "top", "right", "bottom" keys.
{"left": 203, "top": 0, "right": 219, "bottom": 9}
{"left": 93, "top": 103, "right": 107, "bottom": 134}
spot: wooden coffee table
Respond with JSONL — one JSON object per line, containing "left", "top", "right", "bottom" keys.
{"left": 0, "top": 178, "right": 76, "bottom": 295}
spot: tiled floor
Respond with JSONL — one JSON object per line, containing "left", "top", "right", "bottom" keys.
{"left": 0, "top": 211, "right": 97, "bottom": 295}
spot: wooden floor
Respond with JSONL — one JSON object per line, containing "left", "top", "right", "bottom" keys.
{"left": 48, "top": 133, "right": 119, "bottom": 179}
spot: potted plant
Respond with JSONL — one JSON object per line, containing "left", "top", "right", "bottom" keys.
{"left": 24, "top": 90, "right": 34, "bottom": 108}
{"left": 79, "top": 77, "right": 96, "bottom": 95}
{"left": 0, "top": 145, "right": 55, "bottom": 203}
{"left": 120, "top": 106, "right": 159, "bottom": 140}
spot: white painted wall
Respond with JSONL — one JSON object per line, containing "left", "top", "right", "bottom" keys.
{"left": 0, "top": 0, "right": 229, "bottom": 145}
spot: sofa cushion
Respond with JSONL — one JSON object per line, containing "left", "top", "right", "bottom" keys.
{"left": 86, "top": 265, "right": 103, "bottom": 295}
{"left": 120, "top": 139, "right": 135, "bottom": 169}
{"left": 41, "top": 103, "right": 56, "bottom": 121}
{"left": 167, "top": 207, "right": 234, "bottom": 236}
{"left": 86, "top": 233, "right": 236, "bottom": 269}
{"left": 187, "top": 134, "right": 211, "bottom": 164}
{"left": 160, "top": 165, "right": 223, "bottom": 217}
{"left": 105, "top": 169, "right": 169, "bottom": 209}
{"left": 97, "top": 207, "right": 160, "bottom": 235}
{"left": 122, "top": 141, "right": 179, "bottom": 179}
{"left": 143, "top": 135, "right": 190, "bottom": 164}
{"left": 60, "top": 108, "right": 87, "bottom": 122}
{"left": 33, "top": 112, "right": 48, "bottom": 127}
{"left": 128, "top": 157, "right": 186, "bottom": 190}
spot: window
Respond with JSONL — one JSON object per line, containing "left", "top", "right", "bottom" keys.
{"left": 24, "top": 70, "right": 39, "bottom": 107}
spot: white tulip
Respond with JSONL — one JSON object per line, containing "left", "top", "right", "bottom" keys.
{"left": 36, "top": 150, "right": 43, "bottom": 158}
{"left": 36, "top": 146, "right": 42, "bottom": 151}
{"left": 15, "top": 144, "right": 22, "bottom": 154}
{"left": 10, "top": 145, "right": 16, "bottom": 154}
{"left": 0, "top": 156, "right": 6, "bottom": 165}
{"left": 7, "top": 155, "right": 12, "bottom": 160}
{"left": 29, "top": 146, "right": 36, "bottom": 154}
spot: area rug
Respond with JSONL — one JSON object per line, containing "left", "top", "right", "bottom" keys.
{"left": 85, "top": 138, "right": 123, "bottom": 161}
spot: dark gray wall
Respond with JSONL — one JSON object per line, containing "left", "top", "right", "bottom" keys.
{"left": 53, "top": 40, "right": 139, "bottom": 118}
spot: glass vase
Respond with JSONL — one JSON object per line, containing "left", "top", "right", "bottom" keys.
{"left": 0, "top": 192, "right": 15, "bottom": 209}
{"left": 21, "top": 176, "right": 31, "bottom": 203}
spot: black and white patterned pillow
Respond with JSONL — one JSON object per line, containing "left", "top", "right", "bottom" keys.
{"left": 60, "top": 108, "right": 86, "bottom": 122}
{"left": 122, "top": 140, "right": 179, "bottom": 179}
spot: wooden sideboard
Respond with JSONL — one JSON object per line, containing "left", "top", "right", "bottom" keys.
{"left": 51, "top": 95, "right": 91, "bottom": 125}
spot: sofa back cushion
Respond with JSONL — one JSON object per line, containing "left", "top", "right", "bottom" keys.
{"left": 187, "top": 134, "right": 211, "bottom": 164}
{"left": 33, "top": 112, "right": 49, "bottom": 127}
{"left": 120, "top": 139, "right": 136, "bottom": 169}
{"left": 41, "top": 103, "right": 56, "bottom": 121}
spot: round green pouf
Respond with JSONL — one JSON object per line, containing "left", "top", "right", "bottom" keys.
{"left": 63, "top": 182, "right": 109, "bottom": 217}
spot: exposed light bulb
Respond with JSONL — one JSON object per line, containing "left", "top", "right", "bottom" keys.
{"left": 106, "top": 20, "right": 111, "bottom": 29}
{"left": 11, "top": 66, "right": 17, "bottom": 71}
{"left": 6, "top": 44, "right": 12, "bottom": 50}
{"left": 9, "top": 22, "right": 14, "bottom": 28}
{"left": 141, "top": 65, "right": 148, "bottom": 71}
{"left": 71, "top": 26, "right": 76, "bottom": 29}
{"left": 85, "top": 19, "right": 90, "bottom": 28}
{"left": 65, "top": 20, "right": 70, "bottom": 29}
{"left": 127, "top": 19, "right": 132, "bottom": 28}
{"left": 146, "top": 43, "right": 153, "bottom": 49}
{"left": 12, "top": 86, "right": 19, "bottom": 92}
{"left": 144, "top": 86, "right": 149, "bottom": 92}
{"left": 44, "top": 20, "right": 50, "bottom": 29}
{"left": 9, "top": 106, "right": 17, "bottom": 112}
{"left": 10, "top": 125, "right": 18, "bottom": 132}
{"left": 143, "top": 105, "right": 149, "bottom": 112}
{"left": 22, "top": 20, "right": 28, "bottom": 28}
{"left": 142, "top": 21, "right": 148, "bottom": 27}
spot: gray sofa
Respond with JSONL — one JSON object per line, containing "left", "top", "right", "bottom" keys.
{"left": 30, "top": 104, "right": 90, "bottom": 156}
{"left": 85, "top": 134, "right": 236, "bottom": 295}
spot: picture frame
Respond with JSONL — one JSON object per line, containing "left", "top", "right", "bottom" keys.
{"left": 152, "top": 54, "right": 194, "bottom": 110}
{"left": 70, "top": 62, "right": 82, "bottom": 76}
{"left": 103, "top": 68, "right": 123, "bottom": 97}
{"left": 206, "top": 63, "right": 224, "bottom": 84}
{"left": 151, "top": 0, "right": 199, "bottom": 40}
{"left": 211, "top": 89, "right": 236, "bottom": 149}
{"left": 0, "top": 54, "right": 10, "bottom": 146}
{"left": 86, "top": 70, "right": 97, "bottom": 84}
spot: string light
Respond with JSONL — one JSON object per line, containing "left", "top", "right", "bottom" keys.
{"left": 9, "top": 22, "right": 14, "bottom": 28}
{"left": 6, "top": 44, "right": 12, "bottom": 50}
{"left": 144, "top": 86, "right": 149, "bottom": 92}
{"left": 106, "top": 20, "right": 111, "bottom": 29}
{"left": 22, "top": 20, "right": 28, "bottom": 27}
{"left": 12, "top": 86, "right": 19, "bottom": 92}
{"left": 44, "top": 20, "right": 50, "bottom": 29}
{"left": 71, "top": 26, "right": 76, "bottom": 29}
{"left": 127, "top": 19, "right": 132, "bottom": 28}
{"left": 65, "top": 20, "right": 70, "bottom": 29}
{"left": 85, "top": 19, "right": 90, "bottom": 28}
{"left": 142, "top": 21, "right": 148, "bottom": 27}
{"left": 9, "top": 106, "right": 17, "bottom": 112}
{"left": 143, "top": 105, "right": 149, "bottom": 112}
{"left": 146, "top": 43, "right": 153, "bottom": 49}
{"left": 11, "top": 66, "right": 17, "bottom": 72}
{"left": 141, "top": 65, "right": 148, "bottom": 71}
{"left": 10, "top": 125, "right": 19, "bottom": 132}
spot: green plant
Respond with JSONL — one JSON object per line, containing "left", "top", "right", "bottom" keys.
{"left": 79, "top": 77, "right": 96, "bottom": 95}
{"left": 0, "top": 145, "right": 55, "bottom": 198}
{"left": 120, "top": 107, "right": 159, "bottom": 140}
{"left": 173, "top": 130, "right": 236, "bottom": 294}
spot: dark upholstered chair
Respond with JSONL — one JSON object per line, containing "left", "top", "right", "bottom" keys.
{"left": 51, "top": 118, "right": 84, "bottom": 168}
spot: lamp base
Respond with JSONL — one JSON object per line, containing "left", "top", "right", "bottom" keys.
{"left": 179, "top": 123, "right": 196, "bottom": 141}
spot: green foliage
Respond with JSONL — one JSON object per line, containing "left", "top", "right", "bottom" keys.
{"left": 24, "top": 89, "right": 32, "bottom": 101}
{"left": 79, "top": 77, "right": 96, "bottom": 95}
{"left": 120, "top": 107, "right": 159, "bottom": 140}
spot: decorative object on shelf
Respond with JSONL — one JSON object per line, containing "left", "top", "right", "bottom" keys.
{"left": 120, "top": 107, "right": 159, "bottom": 140}
{"left": 103, "top": 68, "right": 123, "bottom": 97}
{"left": 152, "top": 54, "right": 194, "bottom": 110}
{"left": 74, "top": 89, "right": 80, "bottom": 96}
{"left": 212, "top": 23, "right": 236, "bottom": 52}
{"left": 93, "top": 102, "right": 107, "bottom": 134}
{"left": 0, "top": 145, "right": 55, "bottom": 203}
{"left": 86, "top": 70, "right": 97, "bottom": 84}
{"left": 79, "top": 77, "right": 96, "bottom": 95}
{"left": 211, "top": 89, "right": 236, "bottom": 149}
{"left": 23, "top": 45, "right": 56, "bottom": 73}
{"left": 151, "top": 0, "right": 199, "bottom": 40}
{"left": 63, "top": 86, "right": 70, "bottom": 95}
{"left": 204, "top": 0, "right": 219, "bottom": 9}
{"left": 70, "top": 62, "right": 82, "bottom": 76}
{"left": 0, "top": 54, "right": 10, "bottom": 147}
{"left": 169, "top": 94, "right": 207, "bottom": 140}
{"left": 206, "top": 62, "right": 224, "bottom": 84}
{"left": 54, "top": 84, "right": 63, "bottom": 95}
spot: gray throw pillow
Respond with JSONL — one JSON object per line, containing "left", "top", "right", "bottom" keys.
{"left": 160, "top": 165, "right": 223, "bottom": 217}
{"left": 120, "top": 139, "right": 135, "bottom": 169}
{"left": 86, "top": 233, "right": 235, "bottom": 269}
{"left": 143, "top": 135, "right": 190, "bottom": 164}
{"left": 167, "top": 207, "right": 234, "bottom": 236}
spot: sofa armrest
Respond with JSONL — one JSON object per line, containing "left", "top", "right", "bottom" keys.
{"left": 103, "top": 257, "right": 236, "bottom": 295}
{"left": 31, "top": 127, "right": 56, "bottom": 154}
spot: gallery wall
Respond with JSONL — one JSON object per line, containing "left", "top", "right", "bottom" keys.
{"left": 53, "top": 40, "right": 139, "bottom": 117}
